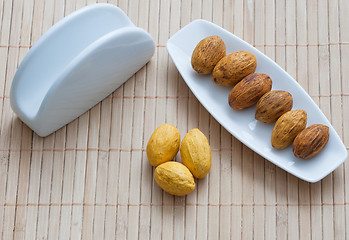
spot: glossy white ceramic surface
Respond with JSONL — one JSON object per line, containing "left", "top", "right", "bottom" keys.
{"left": 10, "top": 4, "right": 155, "bottom": 137}
{"left": 167, "top": 19, "right": 347, "bottom": 182}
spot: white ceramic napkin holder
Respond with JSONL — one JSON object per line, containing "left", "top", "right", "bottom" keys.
{"left": 10, "top": 4, "right": 155, "bottom": 137}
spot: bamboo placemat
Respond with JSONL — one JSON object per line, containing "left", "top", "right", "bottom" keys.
{"left": 1, "top": 0, "right": 349, "bottom": 239}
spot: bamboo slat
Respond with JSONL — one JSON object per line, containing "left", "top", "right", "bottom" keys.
{"left": 307, "top": 1, "right": 323, "bottom": 239}
{"left": 1, "top": 0, "right": 349, "bottom": 239}
{"left": 339, "top": 0, "right": 349, "bottom": 236}
{"left": 264, "top": 0, "right": 276, "bottom": 239}
{"left": 253, "top": 1, "right": 265, "bottom": 239}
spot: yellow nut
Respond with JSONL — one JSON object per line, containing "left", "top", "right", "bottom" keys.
{"left": 146, "top": 123, "right": 180, "bottom": 167}
{"left": 154, "top": 161, "right": 195, "bottom": 196}
{"left": 180, "top": 128, "right": 211, "bottom": 178}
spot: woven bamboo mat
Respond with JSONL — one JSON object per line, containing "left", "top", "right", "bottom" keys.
{"left": 1, "top": 0, "right": 349, "bottom": 239}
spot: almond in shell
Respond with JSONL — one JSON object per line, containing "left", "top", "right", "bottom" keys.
{"left": 154, "top": 161, "right": 195, "bottom": 196}
{"left": 180, "top": 128, "right": 211, "bottom": 178}
{"left": 271, "top": 110, "right": 307, "bottom": 149}
{"left": 255, "top": 90, "right": 293, "bottom": 123}
{"left": 228, "top": 73, "right": 272, "bottom": 110}
{"left": 212, "top": 51, "right": 257, "bottom": 87}
{"left": 191, "top": 36, "right": 226, "bottom": 75}
{"left": 292, "top": 124, "right": 329, "bottom": 159}
{"left": 146, "top": 123, "right": 180, "bottom": 167}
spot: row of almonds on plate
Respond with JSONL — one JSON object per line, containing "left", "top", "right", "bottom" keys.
{"left": 191, "top": 36, "right": 329, "bottom": 159}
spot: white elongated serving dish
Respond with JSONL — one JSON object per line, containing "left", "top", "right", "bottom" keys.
{"left": 167, "top": 19, "right": 347, "bottom": 182}
{"left": 10, "top": 4, "right": 155, "bottom": 137}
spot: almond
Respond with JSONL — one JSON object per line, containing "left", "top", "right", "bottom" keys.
{"left": 180, "top": 128, "right": 211, "bottom": 178}
{"left": 191, "top": 36, "right": 226, "bottom": 75}
{"left": 271, "top": 110, "right": 307, "bottom": 149}
{"left": 255, "top": 90, "right": 293, "bottom": 123}
{"left": 212, "top": 51, "right": 257, "bottom": 87}
{"left": 146, "top": 123, "right": 180, "bottom": 167}
{"left": 154, "top": 162, "right": 195, "bottom": 196}
{"left": 293, "top": 124, "right": 329, "bottom": 159}
{"left": 228, "top": 73, "right": 272, "bottom": 110}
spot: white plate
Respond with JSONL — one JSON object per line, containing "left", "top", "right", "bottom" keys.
{"left": 167, "top": 19, "right": 347, "bottom": 182}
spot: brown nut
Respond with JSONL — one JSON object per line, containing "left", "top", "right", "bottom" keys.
{"left": 154, "top": 161, "right": 195, "bottom": 196}
{"left": 255, "top": 90, "right": 293, "bottom": 123}
{"left": 271, "top": 110, "right": 307, "bottom": 149}
{"left": 212, "top": 51, "right": 257, "bottom": 87}
{"left": 228, "top": 73, "right": 272, "bottom": 110}
{"left": 191, "top": 36, "right": 226, "bottom": 75}
{"left": 292, "top": 124, "right": 329, "bottom": 159}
